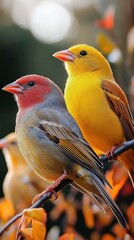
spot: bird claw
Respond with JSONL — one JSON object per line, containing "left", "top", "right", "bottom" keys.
{"left": 32, "top": 173, "right": 68, "bottom": 204}
{"left": 106, "top": 145, "right": 118, "bottom": 161}
{"left": 32, "top": 188, "right": 58, "bottom": 204}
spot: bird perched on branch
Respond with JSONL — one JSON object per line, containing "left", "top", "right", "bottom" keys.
{"left": 3, "top": 74, "right": 127, "bottom": 229}
{"left": 53, "top": 44, "right": 134, "bottom": 186}
{"left": 0, "top": 132, "right": 49, "bottom": 212}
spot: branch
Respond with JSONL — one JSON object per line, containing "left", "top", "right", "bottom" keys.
{"left": 100, "top": 139, "right": 134, "bottom": 163}
{"left": 0, "top": 179, "right": 72, "bottom": 235}
{"left": 0, "top": 139, "right": 133, "bottom": 235}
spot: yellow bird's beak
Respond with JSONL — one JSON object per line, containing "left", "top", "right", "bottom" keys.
{"left": 53, "top": 50, "right": 75, "bottom": 62}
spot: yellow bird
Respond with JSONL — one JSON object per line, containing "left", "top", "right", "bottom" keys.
{"left": 53, "top": 44, "right": 134, "bottom": 186}
{"left": 0, "top": 133, "right": 49, "bottom": 212}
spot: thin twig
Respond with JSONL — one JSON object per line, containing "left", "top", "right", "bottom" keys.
{"left": 100, "top": 139, "right": 134, "bottom": 163}
{"left": 0, "top": 179, "right": 72, "bottom": 235}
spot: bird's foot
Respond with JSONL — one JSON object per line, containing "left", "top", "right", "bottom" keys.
{"left": 106, "top": 145, "right": 118, "bottom": 161}
{"left": 32, "top": 187, "right": 58, "bottom": 204}
{"left": 32, "top": 172, "right": 68, "bottom": 204}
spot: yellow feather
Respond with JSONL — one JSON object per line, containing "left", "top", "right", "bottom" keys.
{"left": 65, "top": 71, "right": 124, "bottom": 152}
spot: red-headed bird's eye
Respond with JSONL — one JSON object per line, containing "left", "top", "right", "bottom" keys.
{"left": 80, "top": 50, "right": 87, "bottom": 56}
{"left": 28, "top": 81, "right": 35, "bottom": 87}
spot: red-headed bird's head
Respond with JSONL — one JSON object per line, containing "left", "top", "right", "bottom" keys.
{"left": 2, "top": 75, "right": 53, "bottom": 111}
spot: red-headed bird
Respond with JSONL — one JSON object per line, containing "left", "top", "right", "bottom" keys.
{"left": 3, "top": 74, "right": 127, "bottom": 229}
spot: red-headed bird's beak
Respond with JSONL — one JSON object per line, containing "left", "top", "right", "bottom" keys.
{"left": 53, "top": 50, "right": 75, "bottom": 62}
{"left": 2, "top": 82, "right": 24, "bottom": 94}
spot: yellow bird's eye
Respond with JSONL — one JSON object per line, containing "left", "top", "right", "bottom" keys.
{"left": 80, "top": 50, "right": 87, "bottom": 56}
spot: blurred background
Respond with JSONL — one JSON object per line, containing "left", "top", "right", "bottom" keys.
{"left": 0, "top": 0, "right": 134, "bottom": 239}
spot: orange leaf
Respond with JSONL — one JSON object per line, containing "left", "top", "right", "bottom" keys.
{"left": 96, "top": 5, "right": 115, "bottom": 30}
{"left": 50, "top": 193, "right": 69, "bottom": 220}
{"left": 23, "top": 208, "right": 46, "bottom": 222}
{"left": 18, "top": 208, "right": 47, "bottom": 240}
{"left": 101, "top": 233, "right": 116, "bottom": 240}
{"left": 50, "top": 193, "right": 77, "bottom": 225}
{"left": 32, "top": 219, "right": 46, "bottom": 240}
{"left": 64, "top": 225, "right": 85, "bottom": 240}
{"left": 20, "top": 228, "right": 33, "bottom": 240}
{"left": 82, "top": 195, "right": 95, "bottom": 228}
{"left": 0, "top": 198, "right": 15, "bottom": 223}
{"left": 59, "top": 233, "right": 75, "bottom": 240}
{"left": 96, "top": 32, "right": 116, "bottom": 55}
{"left": 105, "top": 162, "right": 128, "bottom": 199}
{"left": 112, "top": 223, "right": 125, "bottom": 238}
{"left": 96, "top": 207, "right": 113, "bottom": 227}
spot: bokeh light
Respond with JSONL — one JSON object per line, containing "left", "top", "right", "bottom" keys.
{"left": 11, "top": 0, "right": 38, "bottom": 29}
{"left": 108, "top": 48, "right": 122, "bottom": 64}
{"left": 29, "top": 1, "right": 77, "bottom": 43}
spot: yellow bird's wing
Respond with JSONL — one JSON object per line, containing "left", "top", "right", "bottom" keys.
{"left": 101, "top": 79, "right": 134, "bottom": 141}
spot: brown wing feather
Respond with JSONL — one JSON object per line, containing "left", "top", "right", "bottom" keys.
{"left": 40, "top": 121, "right": 112, "bottom": 187}
{"left": 101, "top": 80, "right": 134, "bottom": 141}
{"left": 40, "top": 121, "right": 103, "bottom": 170}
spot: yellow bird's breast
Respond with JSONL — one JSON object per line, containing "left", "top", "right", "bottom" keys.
{"left": 64, "top": 74, "right": 125, "bottom": 153}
